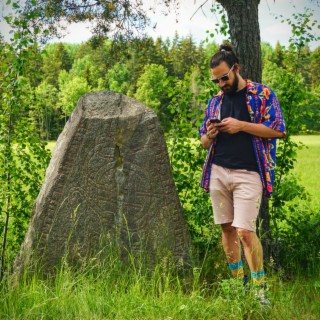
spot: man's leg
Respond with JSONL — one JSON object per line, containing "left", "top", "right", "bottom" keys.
{"left": 209, "top": 165, "right": 244, "bottom": 278}
{"left": 237, "top": 228, "right": 270, "bottom": 305}
{"left": 232, "top": 170, "right": 264, "bottom": 284}
{"left": 221, "top": 223, "right": 244, "bottom": 278}
{"left": 237, "top": 228, "right": 265, "bottom": 285}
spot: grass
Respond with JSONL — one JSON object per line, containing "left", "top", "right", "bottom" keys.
{"left": 46, "top": 141, "right": 56, "bottom": 153}
{"left": 1, "top": 257, "right": 320, "bottom": 320}
{"left": 291, "top": 135, "right": 320, "bottom": 210}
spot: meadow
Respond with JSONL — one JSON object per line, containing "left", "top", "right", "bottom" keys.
{"left": 291, "top": 135, "right": 320, "bottom": 210}
{"left": 1, "top": 136, "right": 319, "bottom": 319}
{"left": 0, "top": 261, "right": 319, "bottom": 319}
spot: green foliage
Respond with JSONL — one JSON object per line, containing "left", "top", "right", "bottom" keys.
{"left": 23, "top": 0, "right": 179, "bottom": 40}
{"left": 269, "top": 8, "right": 320, "bottom": 269}
{"left": 106, "top": 63, "right": 130, "bottom": 94}
{"left": 69, "top": 55, "right": 101, "bottom": 88}
{"left": 32, "top": 80, "right": 60, "bottom": 140}
{"left": 165, "top": 71, "right": 222, "bottom": 267}
{"left": 203, "top": 41, "right": 219, "bottom": 63}
{"left": 135, "top": 64, "right": 168, "bottom": 109}
{"left": 282, "top": 9, "right": 320, "bottom": 50}
{"left": 58, "top": 73, "right": 91, "bottom": 115}
{"left": 262, "top": 60, "right": 307, "bottom": 134}
{"left": 210, "top": 3, "right": 230, "bottom": 39}
{"left": 134, "top": 64, "right": 172, "bottom": 128}
{"left": 310, "top": 46, "right": 320, "bottom": 88}
{"left": 273, "top": 135, "right": 320, "bottom": 272}
{"left": 0, "top": 4, "right": 51, "bottom": 279}
{"left": 274, "top": 41, "right": 285, "bottom": 67}
{"left": 261, "top": 42, "right": 276, "bottom": 68}
{"left": 299, "top": 85, "right": 320, "bottom": 133}
{"left": 166, "top": 35, "right": 202, "bottom": 79}
{"left": 274, "top": 204, "right": 320, "bottom": 272}
{"left": 41, "top": 43, "right": 72, "bottom": 88}
{"left": 26, "top": 34, "right": 211, "bottom": 138}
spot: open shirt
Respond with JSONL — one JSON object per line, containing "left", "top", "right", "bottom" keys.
{"left": 199, "top": 80, "right": 286, "bottom": 197}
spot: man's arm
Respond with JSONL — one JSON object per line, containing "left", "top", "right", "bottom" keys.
{"left": 216, "top": 117, "right": 285, "bottom": 139}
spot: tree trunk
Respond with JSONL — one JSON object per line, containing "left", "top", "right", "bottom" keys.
{"left": 257, "top": 196, "right": 271, "bottom": 264}
{"left": 217, "top": 0, "right": 262, "bottom": 82}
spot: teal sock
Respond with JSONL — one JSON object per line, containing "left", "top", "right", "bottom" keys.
{"left": 251, "top": 269, "right": 265, "bottom": 285}
{"left": 228, "top": 261, "right": 244, "bottom": 278}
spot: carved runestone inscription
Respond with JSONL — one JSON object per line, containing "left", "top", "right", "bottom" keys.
{"left": 15, "top": 91, "right": 191, "bottom": 274}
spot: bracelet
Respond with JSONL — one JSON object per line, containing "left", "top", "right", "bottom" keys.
{"left": 206, "top": 132, "right": 211, "bottom": 140}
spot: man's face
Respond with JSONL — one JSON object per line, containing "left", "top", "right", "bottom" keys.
{"left": 211, "top": 62, "right": 238, "bottom": 94}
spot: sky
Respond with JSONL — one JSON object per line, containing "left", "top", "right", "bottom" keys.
{"left": 1, "top": 0, "right": 320, "bottom": 49}
{"left": 149, "top": 0, "right": 320, "bottom": 48}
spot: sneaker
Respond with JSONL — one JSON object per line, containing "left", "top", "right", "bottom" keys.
{"left": 243, "top": 274, "right": 250, "bottom": 292}
{"left": 243, "top": 274, "right": 249, "bottom": 286}
{"left": 253, "top": 284, "right": 270, "bottom": 306}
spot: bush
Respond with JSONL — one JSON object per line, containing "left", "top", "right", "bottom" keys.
{"left": 272, "top": 204, "right": 320, "bottom": 274}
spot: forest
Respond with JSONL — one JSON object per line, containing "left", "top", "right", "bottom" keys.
{"left": 13, "top": 36, "right": 320, "bottom": 140}
{"left": 1, "top": 0, "right": 320, "bottom": 318}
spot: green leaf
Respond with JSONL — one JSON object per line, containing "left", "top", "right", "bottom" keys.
{"left": 12, "top": 2, "right": 20, "bottom": 9}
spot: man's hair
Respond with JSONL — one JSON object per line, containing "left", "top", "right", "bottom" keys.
{"left": 210, "top": 43, "right": 239, "bottom": 69}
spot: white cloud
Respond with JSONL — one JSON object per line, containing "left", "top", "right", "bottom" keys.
{"left": 55, "top": 22, "right": 93, "bottom": 43}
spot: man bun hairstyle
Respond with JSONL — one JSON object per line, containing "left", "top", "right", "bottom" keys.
{"left": 210, "top": 42, "right": 240, "bottom": 69}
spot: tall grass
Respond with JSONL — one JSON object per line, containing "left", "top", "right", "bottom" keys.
{"left": 1, "top": 253, "right": 319, "bottom": 319}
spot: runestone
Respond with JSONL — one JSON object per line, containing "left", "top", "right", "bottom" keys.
{"left": 14, "top": 91, "right": 191, "bottom": 275}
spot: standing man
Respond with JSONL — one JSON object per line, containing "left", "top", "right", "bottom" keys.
{"left": 199, "top": 43, "right": 286, "bottom": 302}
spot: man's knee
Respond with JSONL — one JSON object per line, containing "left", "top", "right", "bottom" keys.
{"left": 221, "top": 223, "right": 236, "bottom": 235}
{"left": 221, "top": 223, "right": 237, "bottom": 237}
{"left": 237, "top": 228, "right": 255, "bottom": 244}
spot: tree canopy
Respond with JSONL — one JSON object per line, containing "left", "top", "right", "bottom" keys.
{"left": 22, "top": 0, "right": 179, "bottom": 42}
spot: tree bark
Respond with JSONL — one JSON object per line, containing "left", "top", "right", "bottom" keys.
{"left": 257, "top": 195, "right": 271, "bottom": 263}
{"left": 217, "top": 0, "right": 262, "bottom": 82}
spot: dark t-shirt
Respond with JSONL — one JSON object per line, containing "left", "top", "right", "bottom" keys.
{"left": 213, "top": 87, "right": 258, "bottom": 172}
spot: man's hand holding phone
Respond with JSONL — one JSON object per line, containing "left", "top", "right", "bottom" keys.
{"left": 210, "top": 118, "right": 221, "bottom": 124}
{"left": 205, "top": 118, "right": 220, "bottom": 140}
{"left": 213, "top": 117, "right": 244, "bottom": 134}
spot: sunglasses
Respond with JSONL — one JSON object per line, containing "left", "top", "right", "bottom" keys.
{"left": 211, "top": 65, "right": 234, "bottom": 84}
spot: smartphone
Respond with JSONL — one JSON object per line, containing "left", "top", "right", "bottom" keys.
{"left": 210, "top": 118, "right": 221, "bottom": 124}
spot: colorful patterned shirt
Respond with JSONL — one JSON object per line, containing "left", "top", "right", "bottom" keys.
{"left": 199, "top": 80, "right": 286, "bottom": 197}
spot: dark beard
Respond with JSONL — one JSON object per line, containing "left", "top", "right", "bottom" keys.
{"left": 221, "top": 72, "right": 239, "bottom": 94}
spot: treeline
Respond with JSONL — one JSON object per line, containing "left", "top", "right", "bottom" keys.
{"left": 26, "top": 34, "right": 211, "bottom": 139}
{"left": 10, "top": 35, "right": 320, "bottom": 140}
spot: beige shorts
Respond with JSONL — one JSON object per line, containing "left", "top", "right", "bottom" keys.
{"left": 209, "top": 164, "right": 262, "bottom": 232}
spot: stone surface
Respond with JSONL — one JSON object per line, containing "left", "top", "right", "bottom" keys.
{"left": 15, "top": 91, "right": 191, "bottom": 274}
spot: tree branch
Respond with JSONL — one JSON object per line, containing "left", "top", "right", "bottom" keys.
{"left": 190, "top": 0, "right": 211, "bottom": 20}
